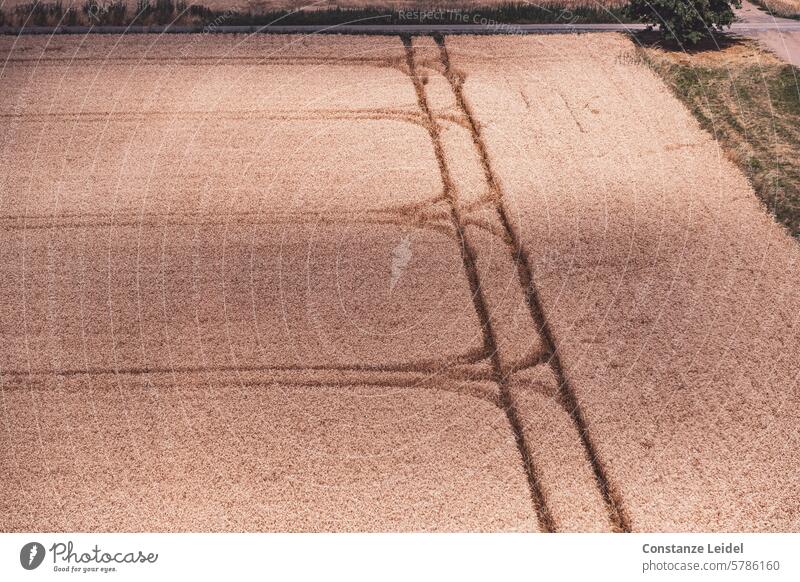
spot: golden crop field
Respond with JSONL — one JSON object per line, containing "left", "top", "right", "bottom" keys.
{"left": 1, "top": 33, "right": 798, "bottom": 533}
{"left": 751, "top": 0, "right": 800, "bottom": 17}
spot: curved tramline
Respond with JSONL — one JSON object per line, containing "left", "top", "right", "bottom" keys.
{"left": 0, "top": 31, "right": 798, "bottom": 533}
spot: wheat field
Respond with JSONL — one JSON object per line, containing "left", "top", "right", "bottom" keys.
{"left": 1, "top": 33, "right": 798, "bottom": 533}
{"left": 751, "top": 0, "right": 800, "bottom": 17}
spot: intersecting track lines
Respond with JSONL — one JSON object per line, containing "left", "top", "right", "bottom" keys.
{"left": 432, "top": 33, "right": 630, "bottom": 533}
{"left": 402, "top": 34, "right": 555, "bottom": 533}
{"left": 1, "top": 33, "right": 554, "bottom": 533}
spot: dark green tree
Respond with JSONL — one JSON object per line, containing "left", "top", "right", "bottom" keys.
{"left": 626, "top": 0, "right": 742, "bottom": 45}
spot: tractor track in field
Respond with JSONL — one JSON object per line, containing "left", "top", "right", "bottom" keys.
{"left": 1, "top": 31, "right": 626, "bottom": 531}
{"left": 402, "top": 34, "right": 556, "bottom": 533}
{"left": 432, "top": 33, "right": 631, "bottom": 533}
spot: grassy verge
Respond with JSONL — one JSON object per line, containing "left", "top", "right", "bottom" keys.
{"left": 638, "top": 36, "right": 800, "bottom": 238}
{"left": 0, "top": 1, "right": 632, "bottom": 28}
